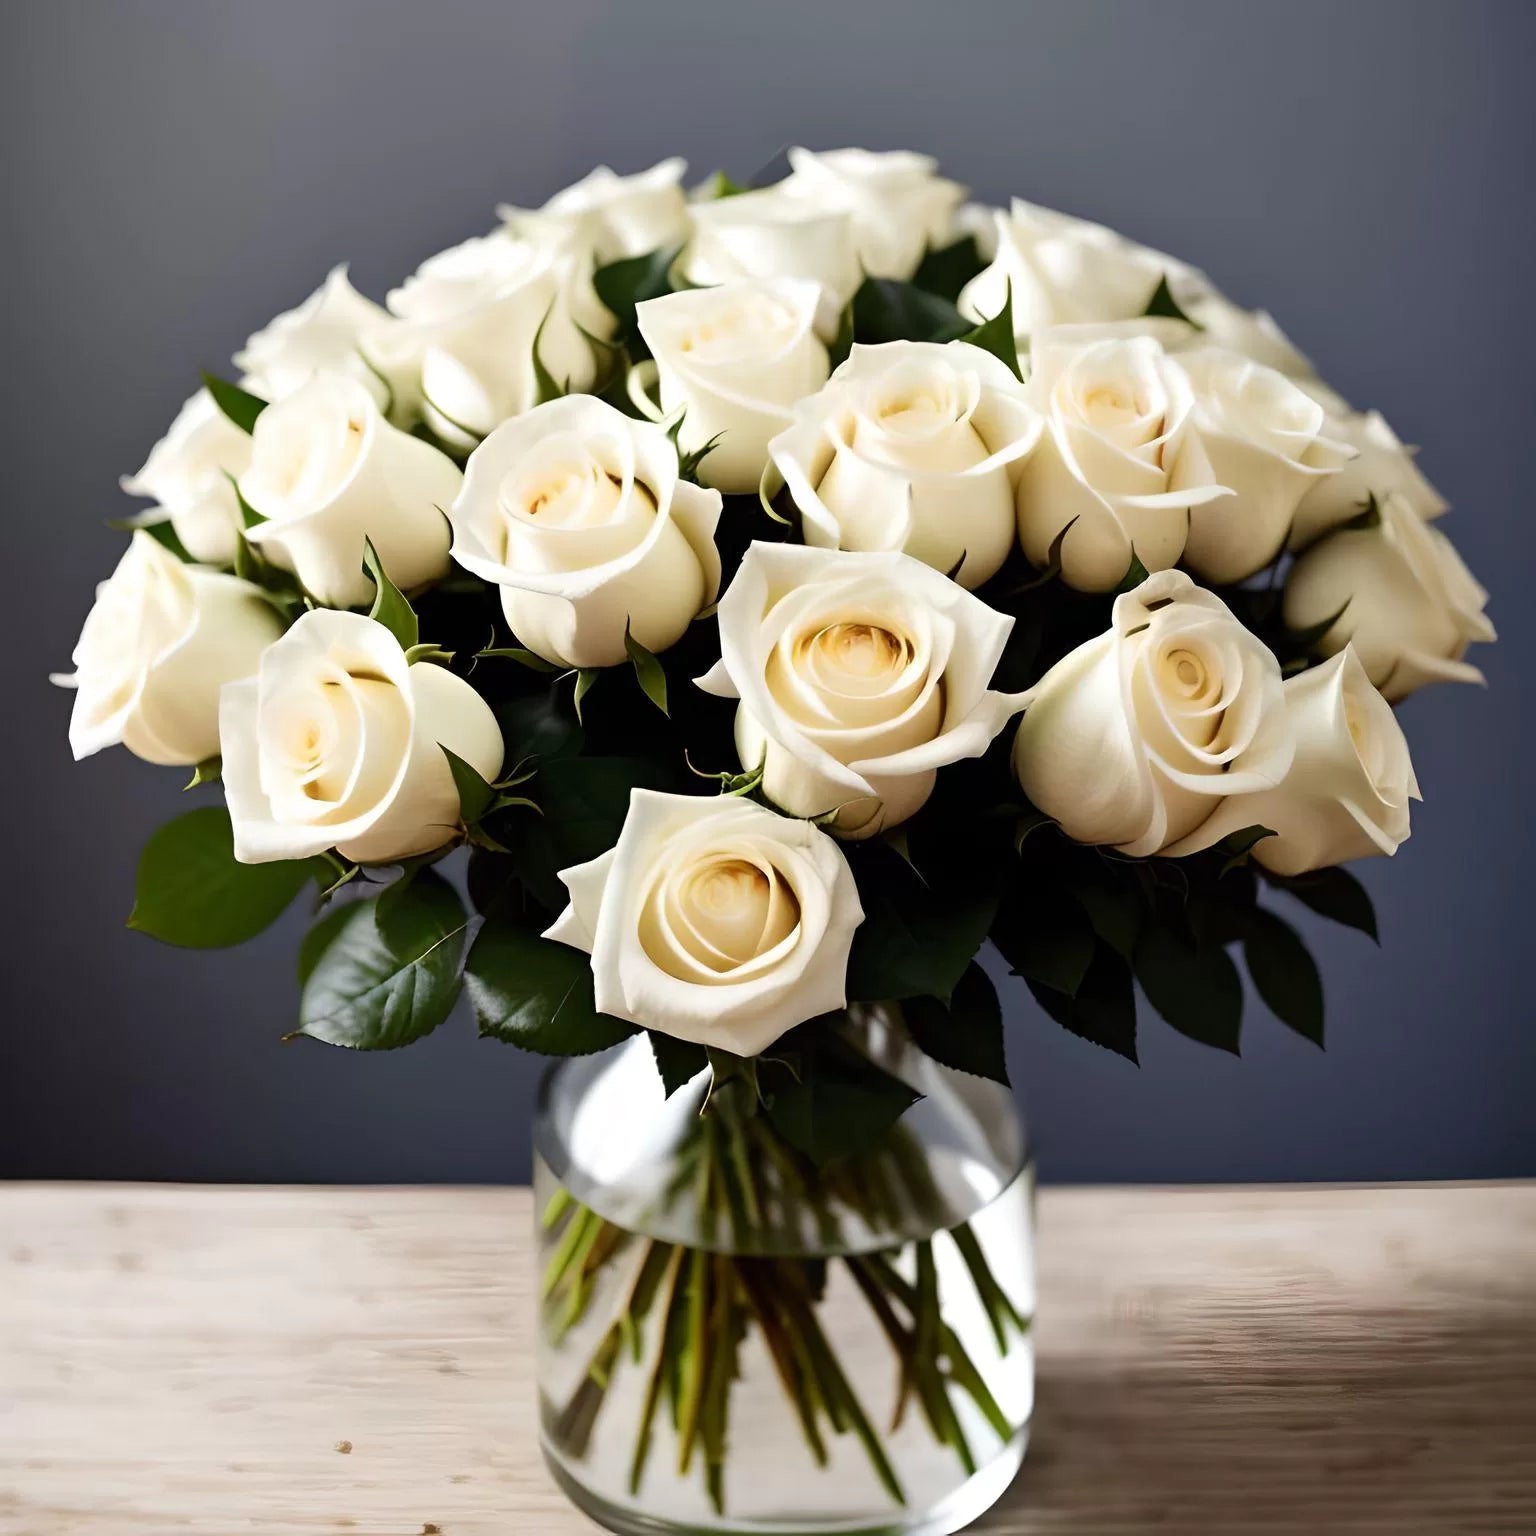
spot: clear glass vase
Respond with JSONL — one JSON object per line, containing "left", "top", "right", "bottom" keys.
{"left": 532, "top": 1015, "right": 1034, "bottom": 1536}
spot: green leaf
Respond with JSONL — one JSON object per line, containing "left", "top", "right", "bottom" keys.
{"left": 956, "top": 281, "right": 1022, "bottom": 380}
{"left": 1134, "top": 922, "right": 1243, "bottom": 1054}
{"left": 477, "top": 645, "right": 562, "bottom": 674}
{"left": 1263, "top": 865, "right": 1379, "bottom": 943}
{"left": 223, "top": 471, "right": 266, "bottom": 529}
{"left": 573, "top": 667, "right": 600, "bottom": 724}
{"left": 128, "top": 806, "right": 312, "bottom": 949}
{"left": 991, "top": 895, "right": 1094, "bottom": 996}
{"left": 531, "top": 305, "right": 565, "bottom": 406}
{"left": 593, "top": 244, "right": 683, "bottom": 346}
{"left": 443, "top": 745, "right": 495, "bottom": 825}
{"left": 1067, "top": 863, "right": 1146, "bottom": 959}
{"left": 845, "top": 844, "right": 997, "bottom": 1003}
{"left": 464, "top": 909, "right": 637, "bottom": 1055}
{"left": 1142, "top": 274, "right": 1201, "bottom": 329}
{"left": 201, "top": 372, "right": 268, "bottom": 434}
{"left": 903, "top": 964, "right": 1008, "bottom": 1085}
{"left": 624, "top": 622, "right": 669, "bottom": 716}
{"left": 649, "top": 1032, "right": 709, "bottom": 1097}
{"left": 1243, "top": 908, "right": 1324, "bottom": 1046}
{"left": 763, "top": 1030, "right": 920, "bottom": 1165}
{"left": 140, "top": 518, "right": 194, "bottom": 563}
{"left": 1207, "top": 824, "right": 1277, "bottom": 875}
{"left": 1115, "top": 549, "right": 1151, "bottom": 593}
{"left": 362, "top": 538, "right": 418, "bottom": 650}
{"left": 912, "top": 234, "right": 984, "bottom": 303}
{"left": 183, "top": 756, "right": 222, "bottom": 791}
{"left": 851, "top": 277, "right": 969, "bottom": 346}
{"left": 495, "top": 688, "right": 583, "bottom": 763}
{"left": 675, "top": 430, "right": 724, "bottom": 486}
{"left": 1025, "top": 945, "right": 1138, "bottom": 1062}
{"left": 296, "top": 873, "right": 469, "bottom": 1049}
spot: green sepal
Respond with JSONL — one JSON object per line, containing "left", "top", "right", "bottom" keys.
{"left": 361, "top": 538, "right": 419, "bottom": 651}
{"left": 624, "top": 622, "right": 669, "bottom": 716}
{"left": 650, "top": 1032, "right": 710, "bottom": 1097}
{"left": 476, "top": 645, "right": 562, "bottom": 674}
{"left": 531, "top": 305, "right": 566, "bottom": 406}
{"left": 1114, "top": 549, "right": 1151, "bottom": 593}
{"left": 572, "top": 667, "right": 600, "bottom": 724}
{"left": 183, "top": 756, "right": 222, "bottom": 791}
{"left": 1206, "top": 824, "right": 1278, "bottom": 875}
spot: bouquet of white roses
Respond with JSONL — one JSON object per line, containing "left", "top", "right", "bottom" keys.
{"left": 57, "top": 148, "right": 1493, "bottom": 1533}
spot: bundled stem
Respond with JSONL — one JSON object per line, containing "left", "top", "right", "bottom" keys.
{"left": 539, "top": 1107, "right": 1032, "bottom": 1518}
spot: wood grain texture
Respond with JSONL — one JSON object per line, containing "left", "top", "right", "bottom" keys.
{"left": 2, "top": 1183, "right": 1533, "bottom": 1535}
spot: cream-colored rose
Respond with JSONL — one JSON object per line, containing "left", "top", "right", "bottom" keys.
{"left": 120, "top": 389, "right": 251, "bottom": 565}
{"left": 697, "top": 542, "right": 1024, "bottom": 838}
{"left": 1164, "top": 647, "right": 1419, "bottom": 875}
{"left": 502, "top": 158, "right": 690, "bottom": 266}
{"left": 54, "top": 531, "right": 282, "bottom": 766}
{"left": 220, "top": 609, "right": 502, "bottom": 865}
{"left": 1182, "top": 293, "right": 1318, "bottom": 380}
{"left": 683, "top": 186, "right": 862, "bottom": 311}
{"left": 1177, "top": 347, "right": 1353, "bottom": 584}
{"left": 959, "top": 199, "right": 1195, "bottom": 345}
{"left": 1288, "top": 409, "right": 1447, "bottom": 550}
{"left": 768, "top": 340, "right": 1041, "bottom": 588}
{"left": 1015, "top": 323, "right": 1230, "bottom": 591}
{"left": 1013, "top": 570, "right": 1294, "bottom": 856}
{"left": 779, "top": 147, "right": 965, "bottom": 280}
{"left": 240, "top": 373, "right": 460, "bottom": 609}
{"left": 546, "top": 789, "right": 862, "bottom": 1055}
{"left": 1283, "top": 490, "right": 1494, "bottom": 701}
{"left": 233, "top": 265, "right": 402, "bottom": 411}
{"left": 636, "top": 279, "right": 830, "bottom": 495}
{"left": 449, "top": 394, "right": 722, "bottom": 669}
{"left": 386, "top": 230, "right": 596, "bottom": 445}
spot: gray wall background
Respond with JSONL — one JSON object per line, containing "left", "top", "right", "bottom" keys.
{"left": 4, "top": 0, "right": 1531, "bottom": 1186}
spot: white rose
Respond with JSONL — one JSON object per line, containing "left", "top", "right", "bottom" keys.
{"left": 233, "top": 265, "right": 402, "bottom": 411}
{"left": 1013, "top": 570, "right": 1294, "bottom": 857}
{"left": 54, "top": 531, "right": 282, "bottom": 765}
{"left": 1283, "top": 490, "right": 1494, "bottom": 701}
{"left": 1182, "top": 292, "right": 1317, "bottom": 379}
{"left": 958, "top": 199, "right": 1196, "bottom": 345}
{"left": 768, "top": 339, "right": 1041, "bottom": 588}
{"left": 501, "top": 158, "right": 690, "bottom": 266}
{"left": 220, "top": 609, "right": 502, "bottom": 865}
{"left": 683, "top": 186, "right": 863, "bottom": 311}
{"left": 779, "top": 147, "right": 966, "bottom": 280}
{"left": 1014, "top": 324, "right": 1231, "bottom": 591}
{"left": 697, "top": 542, "right": 1024, "bottom": 838}
{"left": 240, "top": 373, "right": 460, "bottom": 609}
{"left": 1164, "top": 647, "right": 1419, "bottom": 875}
{"left": 120, "top": 389, "right": 251, "bottom": 565}
{"left": 1289, "top": 409, "right": 1447, "bottom": 550}
{"left": 449, "top": 394, "right": 722, "bottom": 669}
{"left": 1177, "top": 347, "right": 1353, "bottom": 584}
{"left": 545, "top": 789, "right": 863, "bottom": 1055}
{"left": 386, "top": 230, "right": 596, "bottom": 445}
{"left": 636, "top": 279, "right": 831, "bottom": 495}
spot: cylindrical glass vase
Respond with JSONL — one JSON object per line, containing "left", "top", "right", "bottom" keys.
{"left": 532, "top": 1020, "right": 1034, "bottom": 1536}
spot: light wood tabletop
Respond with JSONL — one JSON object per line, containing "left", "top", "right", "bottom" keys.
{"left": 1, "top": 1182, "right": 1533, "bottom": 1535}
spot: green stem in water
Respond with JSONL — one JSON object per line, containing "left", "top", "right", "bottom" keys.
{"left": 952, "top": 1220, "right": 1030, "bottom": 1352}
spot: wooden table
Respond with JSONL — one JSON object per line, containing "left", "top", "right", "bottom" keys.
{"left": 2, "top": 1183, "right": 1533, "bottom": 1535}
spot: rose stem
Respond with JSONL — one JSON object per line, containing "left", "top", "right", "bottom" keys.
{"left": 951, "top": 1220, "right": 1030, "bottom": 1352}
{"left": 861, "top": 1251, "right": 1014, "bottom": 1443}
{"left": 913, "top": 1239, "right": 977, "bottom": 1475}
{"left": 774, "top": 1262, "right": 907, "bottom": 1507}
{"left": 736, "top": 1261, "right": 828, "bottom": 1465}
{"left": 674, "top": 1246, "right": 712, "bottom": 1475}
{"left": 629, "top": 1246, "right": 687, "bottom": 1496}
